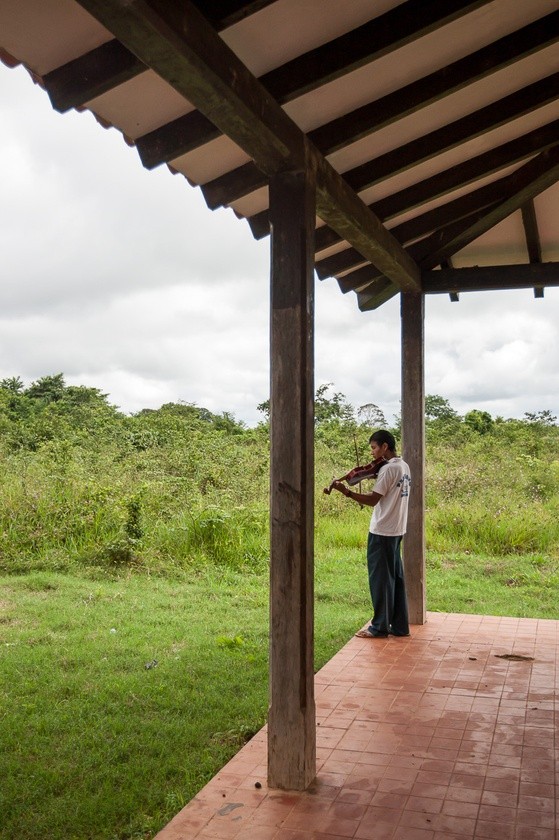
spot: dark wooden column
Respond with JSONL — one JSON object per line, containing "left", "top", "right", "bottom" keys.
{"left": 268, "top": 163, "right": 316, "bottom": 790}
{"left": 401, "top": 292, "right": 426, "bottom": 625}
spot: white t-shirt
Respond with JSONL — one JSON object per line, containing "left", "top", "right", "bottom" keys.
{"left": 369, "top": 456, "right": 411, "bottom": 537}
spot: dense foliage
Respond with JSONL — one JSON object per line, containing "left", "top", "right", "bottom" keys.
{"left": 1, "top": 375, "right": 558, "bottom": 575}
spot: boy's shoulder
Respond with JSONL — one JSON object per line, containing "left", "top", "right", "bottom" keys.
{"left": 386, "top": 456, "right": 410, "bottom": 474}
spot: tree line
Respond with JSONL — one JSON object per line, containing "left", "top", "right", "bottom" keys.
{"left": 0, "top": 374, "right": 557, "bottom": 574}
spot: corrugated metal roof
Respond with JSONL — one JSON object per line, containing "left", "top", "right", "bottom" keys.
{"left": 1, "top": 0, "right": 558, "bottom": 308}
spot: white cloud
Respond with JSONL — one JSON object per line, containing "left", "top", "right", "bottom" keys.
{"left": 425, "top": 291, "right": 559, "bottom": 417}
{"left": 1, "top": 63, "right": 558, "bottom": 427}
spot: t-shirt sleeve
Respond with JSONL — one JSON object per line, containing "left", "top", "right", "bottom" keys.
{"left": 373, "top": 464, "right": 395, "bottom": 497}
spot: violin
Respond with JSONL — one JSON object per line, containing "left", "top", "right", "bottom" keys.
{"left": 323, "top": 456, "right": 388, "bottom": 495}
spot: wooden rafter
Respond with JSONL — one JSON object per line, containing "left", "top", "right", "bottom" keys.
{"left": 357, "top": 146, "right": 559, "bottom": 310}
{"left": 250, "top": 120, "right": 559, "bottom": 244}
{"left": 336, "top": 169, "right": 541, "bottom": 294}
{"left": 334, "top": 203, "right": 494, "bottom": 292}
{"left": 356, "top": 277, "right": 397, "bottom": 311}
{"left": 316, "top": 175, "right": 510, "bottom": 282}
{"left": 337, "top": 264, "right": 388, "bottom": 295}
{"left": 134, "top": 0, "right": 491, "bottom": 169}
{"left": 43, "top": 40, "right": 144, "bottom": 112}
{"left": 202, "top": 11, "right": 559, "bottom": 210}
{"left": 73, "top": 0, "right": 420, "bottom": 292}
{"left": 346, "top": 73, "right": 559, "bottom": 193}
{"left": 42, "top": 0, "right": 277, "bottom": 112}
{"left": 318, "top": 125, "right": 559, "bottom": 255}
{"left": 420, "top": 146, "right": 559, "bottom": 270}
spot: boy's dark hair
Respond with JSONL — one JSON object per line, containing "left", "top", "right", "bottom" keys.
{"left": 369, "top": 429, "right": 397, "bottom": 452}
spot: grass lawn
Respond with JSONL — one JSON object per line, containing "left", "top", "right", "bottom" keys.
{"left": 426, "top": 549, "right": 559, "bottom": 618}
{"left": 0, "top": 545, "right": 368, "bottom": 840}
{"left": 2, "top": 536, "right": 559, "bottom": 839}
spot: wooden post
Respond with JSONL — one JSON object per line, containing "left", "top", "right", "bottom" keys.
{"left": 401, "top": 292, "right": 426, "bottom": 625}
{"left": 268, "top": 162, "right": 316, "bottom": 790}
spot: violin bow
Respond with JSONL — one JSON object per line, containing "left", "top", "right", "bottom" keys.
{"left": 352, "top": 429, "right": 364, "bottom": 509}
{"left": 352, "top": 430, "right": 362, "bottom": 492}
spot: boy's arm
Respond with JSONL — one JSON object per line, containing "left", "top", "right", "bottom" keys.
{"left": 330, "top": 481, "right": 382, "bottom": 508}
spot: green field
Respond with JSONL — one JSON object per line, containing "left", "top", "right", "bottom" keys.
{"left": 1, "top": 377, "right": 558, "bottom": 839}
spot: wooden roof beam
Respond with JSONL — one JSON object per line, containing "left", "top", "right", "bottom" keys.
{"left": 203, "top": 12, "right": 559, "bottom": 209}
{"left": 317, "top": 174, "right": 510, "bottom": 281}
{"left": 74, "top": 0, "right": 420, "bottom": 292}
{"left": 521, "top": 198, "right": 545, "bottom": 298}
{"left": 522, "top": 199, "right": 542, "bottom": 263}
{"left": 318, "top": 124, "right": 559, "bottom": 253}
{"left": 420, "top": 146, "right": 559, "bottom": 270}
{"left": 74, "top": 0, "right": 301, "bottom": 175}
{"left": 346, "top": 72, "right": 559, "bottom": 194}
{"left": 43, "top": 40, "right": 144, "bottom": 112}
{"left": 136, "top": 0, "right": 491, "bottom": 169}
{"left": 340, "top": 202, "right": 501, "bottom": 298}
{"left": 337, "top": 264, "right": 387, "bottom": 295}
{"left": 311, "top": 151, "right": 421, "bottom": 292}
{"left": 357, "top": 146, "right": 559, "bottom": 309}
{"left": 249, "top": 120, "right": 559, "bottom": 242}
{"left": 334, "top": 200, "right": 503, "bottom": 289}
{"left": 357, "top": 262, "right": 559, "bottom": 311}
{"left": 441, "top": 259, "right": 460, "bottom": 302}
{"left": 43, "top": 0, "right": 277, "bottom": 112}
{"left": 356, "top": 277, "right": 396, "bottom": 311}
{"left": 422, "top": 262, "right": 559, "bottom": 293}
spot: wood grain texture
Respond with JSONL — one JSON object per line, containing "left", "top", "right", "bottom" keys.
{"left": 268, "top": 164, "right": 316, "bottom": 790}
{"left": 401, "top": 293, "right": 426, "bottom": 626}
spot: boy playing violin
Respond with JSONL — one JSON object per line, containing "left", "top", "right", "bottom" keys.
{"left": 330, "top": 430, "right": 411, "bottom": 638}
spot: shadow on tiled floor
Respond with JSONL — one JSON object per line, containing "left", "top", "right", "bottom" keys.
{"left": 155, "top": 612, "right": 557, "bottom": 839}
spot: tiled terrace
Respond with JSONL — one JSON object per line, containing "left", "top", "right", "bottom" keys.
{"left": 155, "top": 612, "right": 558, "bottom": 840}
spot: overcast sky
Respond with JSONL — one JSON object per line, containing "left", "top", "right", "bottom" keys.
{"left": 2, "top": 63, "right": 558, "bottom": 427}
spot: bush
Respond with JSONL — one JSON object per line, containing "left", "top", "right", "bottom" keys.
{"left": 1, "top": 378, "right": 558, "bottom": 575}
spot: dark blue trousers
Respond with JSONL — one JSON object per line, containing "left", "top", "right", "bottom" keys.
{"left": 367, "top": 532, "right": 409, "bottom": 636}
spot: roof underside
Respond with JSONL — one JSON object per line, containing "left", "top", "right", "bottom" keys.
{"left": 1, "top": 0, "right": 559, "bottom": 310}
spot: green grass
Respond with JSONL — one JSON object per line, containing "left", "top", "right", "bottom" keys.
{"left": 4, "top": 535, "right": 559, "bottom": 840}
{"left": 0, "top": 548, "right": 371, "bottom": 840}
{"left": 426, "top": 550, "right": 559, "bottom": 617}
{"left": 3, "top": 380, "right": 559, "bottom": 837}
{"left": 0, "top": 570, "right": 269, "bottom": 840}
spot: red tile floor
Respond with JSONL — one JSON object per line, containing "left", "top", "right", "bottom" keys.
{"left": 155, "top": 612, "right": 558, "bottom": 839}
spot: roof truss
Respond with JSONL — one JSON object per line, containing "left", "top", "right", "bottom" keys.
{"left": 73, "top": 0, "right": 421, "bottom": 292}
{"left": 357, "top": 145, "right": 559, "bottom": 310}
{"left": 201, "top": 11, "right": 559, "bottom": 210}
{"left": 135, "top": 0, "right": 493, "bottom": 170}
{"left": 422, "top": 262, "right": 559, "bottom": 294}
{"left": 43, "top": 0, "right": 278, "bottom": 111}
{"left": 8, "top": 0, "right": 557, "bottom": 311}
